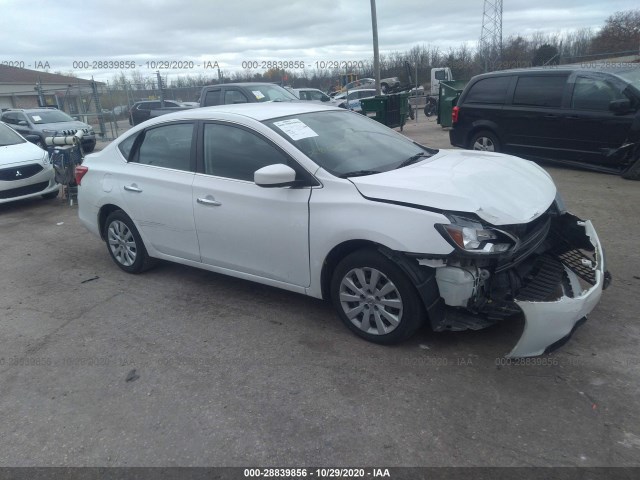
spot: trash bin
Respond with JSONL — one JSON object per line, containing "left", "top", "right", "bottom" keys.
{"left": 438, "top": 80, "right": 466, "bottom": 127}
{"left": 360, "top": 92, "right": 410, "bottom": 130}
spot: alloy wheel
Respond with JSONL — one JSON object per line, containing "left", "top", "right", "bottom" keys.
{"left": 107, "top": 220, "right": 137, "bottom": 267}
{"left": 339, "top": 267, "right": 403, "bottom": 335}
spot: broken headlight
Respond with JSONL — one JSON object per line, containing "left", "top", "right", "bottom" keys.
{"left": 436, "top": 215, "right": 517, "bottom": 254}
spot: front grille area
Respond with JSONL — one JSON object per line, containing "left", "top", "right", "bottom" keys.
{"left": 0, "top": 163, "right": 43, "bottom": 181}
{"left": 516, "top": 254, "right": 565, "bottom": 301}
{"left": 0, "top": 181, "right": 49, "bottom": 199}
{"left": 555, "top": 248, "right": 597, "bottom": 285}
{"left": 495, "top": 215, "right": 551, "bottom": 273}
{"left": 59, "top": 128, "right": 90, "bottom": 136}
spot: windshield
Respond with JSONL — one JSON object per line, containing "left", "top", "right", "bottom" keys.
{"left": 264, "top": 110, "right": 438, "bottom": 177}
{"left": 249, "top": 85, "right": 298, "bottom": 103}
{"left": 0, "top": 123, "right": 26, "bottom": 146}
{"left": 27, "top": 110, "right": 75, "bottom": 124}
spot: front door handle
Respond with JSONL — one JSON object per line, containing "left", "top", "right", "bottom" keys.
{"left": 197, "top": 196, "right": 222, "bottom": 206}
{"left": 124, "top": 184, "right": 142, "bottom": 193}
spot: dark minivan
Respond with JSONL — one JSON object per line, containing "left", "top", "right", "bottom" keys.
{"left": 449, "top": 66, "right": 640, "bottom": 179}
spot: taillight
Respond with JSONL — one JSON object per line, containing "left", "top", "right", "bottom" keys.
{"left": 452, "top": 106, "right": 459, "bottom": 124}
{"left": 75, "top": 165, "right": 88, "bottom": 185}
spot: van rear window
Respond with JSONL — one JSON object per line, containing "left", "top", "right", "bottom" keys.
{"left": 513, "top": 76, "right": 567, "bottom": 108}
{"left": 464, "top": 76, "right": 511, "bottom": 104}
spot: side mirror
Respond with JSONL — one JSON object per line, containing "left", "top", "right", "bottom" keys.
{"left": 254, "top": 164, "right": 297, "bottom": 188}
{"left": 609, "top": 99, "right": 631, "bottom": 114}
{"left": 24, "top": 134, "right": 41, "bottom": 144}
{"left": 18, "top": 120, "right": 28, "bottom": 126}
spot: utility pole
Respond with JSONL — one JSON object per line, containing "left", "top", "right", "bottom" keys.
{"left": 479, "top": 0, "right": 503, "bottom": 72}
{"left": 370, "top": 0, "right": 381, "bottom": 96}
{"left": 156, "top": 70, "right": 165, "bottom": 107}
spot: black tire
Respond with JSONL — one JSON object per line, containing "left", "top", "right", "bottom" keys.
{"left": 330, "top": 249, "right": 425, "bottom": 345}
{"left": 41, "top": 190, "right": 59, "bottom": 200}
{"left": 103, "top": 210, "right": 156, "bottom": 274}
{"left": 469, "top": 130, "right": 501, "bottom": 153}
{"left": 83, "top": 143, "right": 96, "bottom": 153}
{"left": 621, "top": 157, "right": 640, "bottom": 180}
{"left": 424, "top": 103, "right": 437, "bottom": 117}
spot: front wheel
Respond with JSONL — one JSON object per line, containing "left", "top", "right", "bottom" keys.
{"left": 470, "top": 130, "right": 501, "bottom": 153}
{"left": 104, "top": 210, "right": 156, "bottom": 273}
{"left": 330, "top": 249, "right": 425, "bottom": 344}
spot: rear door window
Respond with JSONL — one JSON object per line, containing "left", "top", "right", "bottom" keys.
{"left": 464, "top": 76, "right": 512, "bottom": 104}
{"left": 513, "top": 76, "right": 567, "bottom": 108}
{"left": 132, "top": 123, "right": 195, "bottom": 171}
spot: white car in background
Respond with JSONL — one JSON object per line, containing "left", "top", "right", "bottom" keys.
{"left": 0, "top": 122, "right": 58, "bottom": 204}
{"left": 293, "top": 88, "right": 334, "bottom": 104}
{"left": 332, "top": 89, "right": 377, "bottom": 112}
{"left": 77, "top": 103, "right": 609, "bottom": 357}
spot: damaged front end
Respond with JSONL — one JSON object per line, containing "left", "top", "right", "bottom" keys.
{"left": 416, "top": 204, "right": 610, "bottom": 357}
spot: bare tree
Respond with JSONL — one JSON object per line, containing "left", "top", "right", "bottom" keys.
{"left": 590, "top": 9, "right": 640, "bottom": 54}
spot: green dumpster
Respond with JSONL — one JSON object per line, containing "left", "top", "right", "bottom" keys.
{"left": 437, "top": 80, "right": 466, "bottom": 127}
{"left": 360, "top": 92, "right": 410, "bottom": 131}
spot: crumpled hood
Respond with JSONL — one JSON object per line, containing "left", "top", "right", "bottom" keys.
{"left": 350, "top": 149, "right": 557, "bottom": 225}
{"left": 0, "top": 141, "right": 47, "bottom": 166}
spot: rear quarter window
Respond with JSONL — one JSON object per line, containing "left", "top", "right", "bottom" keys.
{"left": 513, "top": 76, "right": 567, "bottom": 108}
{"left": 464, "top": 76, "right": 512, "bottom": 104}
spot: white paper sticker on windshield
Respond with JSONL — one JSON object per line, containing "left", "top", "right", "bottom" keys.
{"left": 252, "top": 90, "right": 265, "bottom": 100}
{"left": 273, "top": 119, "right": 319, "bottom": 141}
{"left": 32, "top": 115, "right": 42, "bottom": 121}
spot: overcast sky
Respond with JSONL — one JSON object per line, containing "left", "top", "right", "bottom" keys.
{"left": 1, "top": 0, "right": 638, "bottom": 83}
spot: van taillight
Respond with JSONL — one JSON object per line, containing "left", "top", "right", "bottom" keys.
{"left": 75, "top": 165, "right": 88, "bottom": 185}
{"left": 452, "top": 106, "right": 459, "bottom": 124}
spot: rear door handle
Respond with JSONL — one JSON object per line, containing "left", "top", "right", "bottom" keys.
{"left": 197, "top": 196, "right": 222, "bottom": 206}
{"left": 124, "top": 184, "right": 142, "bottom": 193}
{"left": 543, "top": 114, "right": 558, "bottom": 118}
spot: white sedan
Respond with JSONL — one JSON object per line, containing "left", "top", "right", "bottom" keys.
{"left": 77, "top": 103, "right": 608, "bottom": 357}
{"left": 0, "top": 122, "right": 58, "bottom": 204}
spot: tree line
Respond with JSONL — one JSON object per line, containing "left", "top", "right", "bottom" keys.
{"left": 107, "top": 8, "right": 639, "bottom": 93}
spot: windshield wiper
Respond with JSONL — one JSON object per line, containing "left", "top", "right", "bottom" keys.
{"left": 339, "top": 170, "right": 382, "bottom": 178}
{"left": 396, "top": 152, "right": 427, "bottom": 169}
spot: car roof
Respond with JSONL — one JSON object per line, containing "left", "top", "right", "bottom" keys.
{"left": 202, "top": 82, "right": 284, "bottom": 88}
{"left": 3, "top": 108, "right": 58, "bottom": 113}
{"left": 470, "top": 64, "right": 640, "bottom": 80}
{"left": 140, "top": 102, "right": 343, "bottom": 124}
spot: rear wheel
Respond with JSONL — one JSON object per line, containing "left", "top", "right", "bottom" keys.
{"left": 470, "top": 130, "right": 501, "bottom": 152}
{"left": 104, "top": 210, "right": 156, "bottom": 273}
{"left": 330, "top": 249, "right": 425, "bottom": 344}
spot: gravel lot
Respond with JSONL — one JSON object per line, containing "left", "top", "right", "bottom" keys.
{"left": 0, "top": 114, "right": 639, "bottom": 467}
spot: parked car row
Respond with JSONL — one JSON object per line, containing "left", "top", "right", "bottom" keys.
{"left": 450, "top": 65, "right": 640, "bottom": 179}
{"left": 1, "top": 108, "right": 97, "bottom": 152}
{"left": 0, "top": 121, "right": 59, "bottom": 204}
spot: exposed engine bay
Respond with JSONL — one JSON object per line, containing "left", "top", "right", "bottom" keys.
{"left": 415, "top": 209, "right": 610, "bottom": 357}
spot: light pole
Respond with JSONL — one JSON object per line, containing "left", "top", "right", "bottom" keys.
{"left": 370, "top": 0, "right": 381, "bottom": 96}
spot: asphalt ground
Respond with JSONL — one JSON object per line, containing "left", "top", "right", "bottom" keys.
{"left": 0, "top": 113, "right": 638, "bottom": 468}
